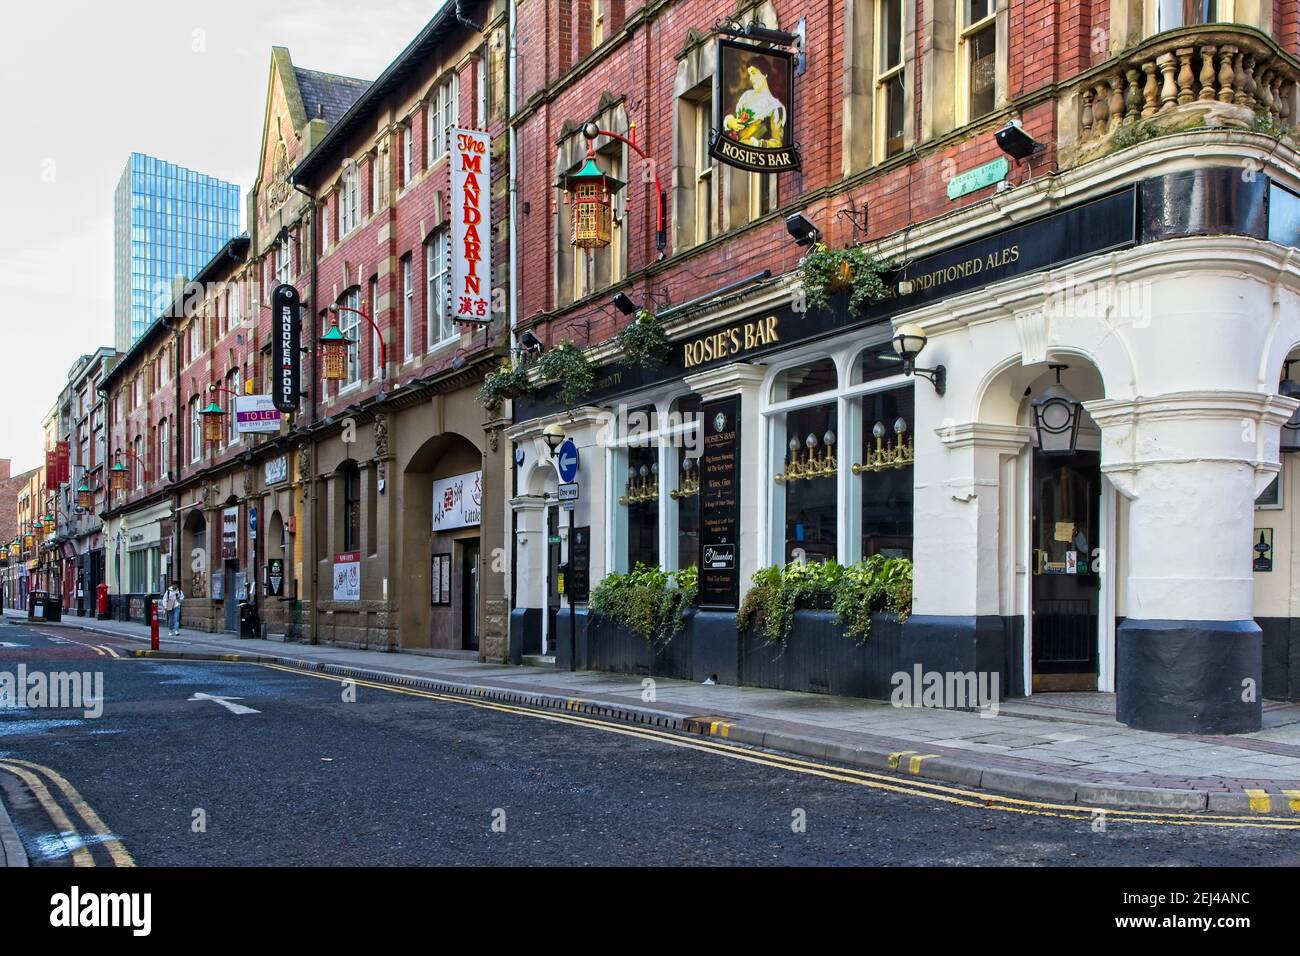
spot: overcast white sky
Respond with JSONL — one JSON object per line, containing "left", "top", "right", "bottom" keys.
{"left": 0, "top": 1, "right": 436, "bottom": 472}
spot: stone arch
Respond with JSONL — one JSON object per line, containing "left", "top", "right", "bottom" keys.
{"left": 398, "top": 431, "right": 483, "bottom": 651}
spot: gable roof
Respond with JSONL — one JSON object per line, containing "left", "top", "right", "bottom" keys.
{"left": 294, "top": 67, "right": 372, "bottom": 127}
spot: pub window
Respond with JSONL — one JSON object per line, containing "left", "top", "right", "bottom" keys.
{"left": 958, "top": 0, "right": 997, "bottom": 124}
{"left": 189, "top": 395, "right": 201, "bottom": 463}
{"left": 592, "top": 0, "right": 606, "bottom": 46}
{"left": 343, "top": 463, "right": 361, "bottom": 553}
{"left": 769, "top": 359, "right": 840, "bottom": 564}
{"left": 670, "top": 395, "right": 702, "bottom": 573}
{"left": 680, "top": 91, "right": 716, "bottom": 248}
{"left": 226, "top": 368, "right": 241, "bottom": 445}
{"left": 875, "top": 0, "right": 906, "bottom": 160}
{"left": 613, "top": 404, "right": 661, "bottom": 572}
{"left": 402, "top": 255, "right": 414, "bottom": 361}
{"left": 858, "top": 384, "right": 915, "bottom": 557}
{"left": 426, "top": 230, "right": 453, "bottom": 347}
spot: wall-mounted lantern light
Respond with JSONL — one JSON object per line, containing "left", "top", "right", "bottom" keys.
{"left": 1031, "top": 364, "right": 1083, "bottom": 456}
{"left": 891, "top": 322, "right": 946, "bottom": 395}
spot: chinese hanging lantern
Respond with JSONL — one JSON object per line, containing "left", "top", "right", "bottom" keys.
{"left": 42, "top": 513, "right": 55, "bottom": 535}
{"left": 319, "top": 321, "right": 349, "bottom": 381}
{"left": 110, "top": 460, "right": 128, "bottom": 493}
{"left": 200, "top": 401, "right": 226, "bottom": 443}
{"left": 8, "top": 540, "right": 18, "bottom": 559}
{"left": 77, "top": 481, "right": 93, "bottom": 511}
{"left": 22, "top": 529, "right": 34, "bottom": 549}
{"left": 560, "top": 153, "right": 625, "bottom": 250}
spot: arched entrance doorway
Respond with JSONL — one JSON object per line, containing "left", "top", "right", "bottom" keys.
{"left": 399, "top": 432, "right": 483, "bottom": 651}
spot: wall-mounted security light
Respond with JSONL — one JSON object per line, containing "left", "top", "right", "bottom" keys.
{"left": 785, "top": 212, "right": 821, "bottom": 247}
{"left": 612, "top": 292, "right": 640, "bottom": 316}
{"left": 995, "top": 120, "right": 1041, "bottom": 162}
{"left": 520, "top": 330, "right": 544, "bottom": 354}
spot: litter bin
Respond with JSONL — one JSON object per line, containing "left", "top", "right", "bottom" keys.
{"left": 238, "top": 601, "right": 261, "bottom": 640}
{"left": 27, "top": 589, "right": 48, "bottom": 621}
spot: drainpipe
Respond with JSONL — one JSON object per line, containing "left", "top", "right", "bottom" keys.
{"left": 292, "top": 180, "right": 319, "bottom": 643}
{"left": 507, "top": 0, "right": 520, "bottom": 656}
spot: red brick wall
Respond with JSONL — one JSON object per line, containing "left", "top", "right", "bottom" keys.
{"left": 514, "top": 0, "right": 1084, "bottom": 351}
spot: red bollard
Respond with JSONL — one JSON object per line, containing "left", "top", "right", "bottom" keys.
{"left": 151, "top": 599, "right": 160, "bottom": 651}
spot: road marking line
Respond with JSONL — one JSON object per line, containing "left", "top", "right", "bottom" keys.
{"left": 0, "top": 762, "right": 94, "bottom": 866}
{"left": 1245, "top": 789, "right": 1272, "bottom": 813}
{"left": 188, "top": 692, "right": 261, "bottom": 715}
{"left": 1284, "top": 790, "right": 1300, "bottom": 813}
{"left": 96, "top": 645, "right": 121, "bottom": 659}
{"left": 153, "top": 658, "right": 1300, "bottom": 831}
{"left": 887, "top": 750, "right": 914, "bottom": 770}
{"left": 1, "top": 759, "right": 134, "bottom": 867}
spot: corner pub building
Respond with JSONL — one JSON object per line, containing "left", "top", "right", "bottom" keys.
{"left": 506, "top": 0, "right": 1300, "bottom": 733}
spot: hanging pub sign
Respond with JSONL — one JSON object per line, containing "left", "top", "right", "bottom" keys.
{"left": 271, "top": 283, "right": 301, "bottom": 413}
{"left": 710, "top": 38, "right": 799, "bottom": 173}
{"left": 267, "top": 558, "right": 285, "bottom": 597}
{"left": 450, "top": 128, "right": 492, "bottom": 324}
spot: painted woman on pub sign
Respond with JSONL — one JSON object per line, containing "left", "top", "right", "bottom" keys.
{"left": 711, "top": 38, "right": 800, "bottom": 173}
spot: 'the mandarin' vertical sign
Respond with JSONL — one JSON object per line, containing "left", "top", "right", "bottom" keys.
{"left": 450, "top": 128, "right": 491, "bottom": 323}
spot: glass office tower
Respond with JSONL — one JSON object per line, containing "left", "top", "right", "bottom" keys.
{"left": 113, "top": 153, "right": 241, "bottom": 351}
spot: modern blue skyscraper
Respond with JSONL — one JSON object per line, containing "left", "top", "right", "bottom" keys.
{"left": 113, "top": 153, "right": 241, "bottom": 350}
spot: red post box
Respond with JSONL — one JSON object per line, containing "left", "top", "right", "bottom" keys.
{"left": 96, "top": 582, "right": 110, "bottom": 619}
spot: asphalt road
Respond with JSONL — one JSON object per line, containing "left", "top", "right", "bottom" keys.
{"left": 2, "top": 619, "right": 1299, "bottom": 866}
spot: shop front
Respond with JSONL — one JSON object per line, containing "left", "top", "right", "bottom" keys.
{"left": 512, "top": 159, "right": 1300, "bottom": 734}
{"left": 105, "top": 498, "right": 173, "bottom": 622}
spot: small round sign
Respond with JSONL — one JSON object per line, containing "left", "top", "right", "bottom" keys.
{"left": 557, "top": 439, "right": 579, "bottom": 483}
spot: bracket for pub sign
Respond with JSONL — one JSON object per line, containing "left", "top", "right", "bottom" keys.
{"left": 713, "top": 15, "right": 806, "bottom": 75}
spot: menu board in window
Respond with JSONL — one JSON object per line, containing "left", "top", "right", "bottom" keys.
{"left": 432, "top": 553, "right": 452, "bottom": 606}
{"left": 699, "top": 395, "right": 741, "bottom": 609}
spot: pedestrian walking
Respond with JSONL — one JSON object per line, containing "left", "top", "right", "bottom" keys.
{"left": 162, "top": 581, "right": 185, "bottom": 636}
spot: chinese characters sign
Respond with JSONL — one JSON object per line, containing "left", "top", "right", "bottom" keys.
{"left": 710, "top": 39, "right": 799, "bottom": 173}
{"left": 450, "top": 128, "right": 491, "bottom": 323}
{"left": 333, "top": 551, "right": 360, "bottom": 601}
{"left": 432, "top": 471, "right": 483, "bottom": 531}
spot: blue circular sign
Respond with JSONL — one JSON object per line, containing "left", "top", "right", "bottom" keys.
{"left": 557, "top": 439, "right": 579, "bottom": 483}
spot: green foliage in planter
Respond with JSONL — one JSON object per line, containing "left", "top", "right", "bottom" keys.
{"left": 590, "top": 563, "right": 698, "bottom": 647}
{"left": 477, "top": 361, "right": 534, "bottom": 412}
{"left": 736, "top": 557, "right": 913, "bottom": 647}
{"left": 798, "top": 242, "right": 892, "bottom": 317}
{"left": 537, "top": 342, "right": 596, "bottom": 406}
{"left": 615, "top": 308, "right": 670, "bottom": 368}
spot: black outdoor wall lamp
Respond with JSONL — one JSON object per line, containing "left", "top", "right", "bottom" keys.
{"left": 1031, "top": 364, "right": 1083, "bottom": 455}
{"left": 891, "top": 322, "right": 946, "bottom": 395}
{"left": 995, "top": 119, "right": 1042, "bottom": 162}
{"left": 612, "top": 292, "right": 640, "bottom": 315}
{"left": 542, "top": 423, "right": 566, "bottom": 457}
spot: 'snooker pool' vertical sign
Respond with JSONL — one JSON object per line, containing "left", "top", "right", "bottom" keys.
{"left": 699, "top": 396, "right": 741, "bottom": 609}
{"left": 272, "top": 283, "right": 301, "bottom": 413}
{"left": 450, "top": 128, "right": 491, "bottom": 324}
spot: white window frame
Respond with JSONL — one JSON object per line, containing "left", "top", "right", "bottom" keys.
{"left": 426, "top": 232, "right": 453, "bottom": 349}
{"left": 403, "top": 123, "right": 414, "bottom": 185}
{"left": 338, "top": 289, "right": 362, "bottom": 390}
{"left": 693, "top": 96, "right": 715, "bottom": 246}
{"left": 428, "top": 74, "right": 460, "bottom": 166}
{"left": 956, "top": 0, "right": 998, "bottom": 127}
{"left": 593, "top": 0, "right": 606, "bottom": 46}
{"left": 402, "top": 256, "right": 414, "bottom": 361}
{"left": 1148, "top": 0, "right": 1230, "bottom": 34}
{"left": 189, "top": 397, "right": 201, "bottom": 462}
{"left": 874, "top": 0, "right": 906, "bottom": 163}
{"left": 226, "top": 369, "right": 242, "bottom": 445}
{"left": 760, "top": 334, "right": 913, "bottom": 568}
{"left": 339, "top": 165, "right": 361, "bottom": 236}
{"left": 159, "top": 418, "right": 169, "bottom": 479}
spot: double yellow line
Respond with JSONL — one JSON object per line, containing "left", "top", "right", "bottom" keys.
{"left": 254, "top": 661, "right": 1300, "bottom": 831}
{"left": 0, "top": 759, "right": 134, "bottom": 867}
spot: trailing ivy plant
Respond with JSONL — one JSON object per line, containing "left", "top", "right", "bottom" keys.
{"left": 590, "top": 563, "right": 699, "bottom": 647}
{"left": 736, "top": 556, "right": 913, "bottom": 647}
{"left": 477, "top": 360, "right": 534, "bottom": 412}
{"left": 798, "top": 242, "right": 892, "bottom": 317}
{"left": 537, "top": 342, "right": 596, "bottom": 406}
{"left": 615, "top": 308, "right": 671, "bottom": 368}
{"left": 1253, "top": 111, "right": 1292, "bottom": 141}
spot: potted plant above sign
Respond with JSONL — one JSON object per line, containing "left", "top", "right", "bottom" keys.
{"left": 798, "top": 242, "right": 892, "bottom": 316}
{"left": 477, "top": 360, "right": 534, "bottom": 412}
{"left": 615, "top": 308, "right": 670, "bottom": 368}
{"left": 538, "top": 342, "right": 597, "bottom": 406}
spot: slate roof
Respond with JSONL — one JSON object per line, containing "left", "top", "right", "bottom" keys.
{"left": 294, "top": 67, "right": 372, "bottom": 127}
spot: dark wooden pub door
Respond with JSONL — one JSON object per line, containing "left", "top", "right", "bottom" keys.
{"left": 1031, "top": 449, "right": 1101, "bottom": 691}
